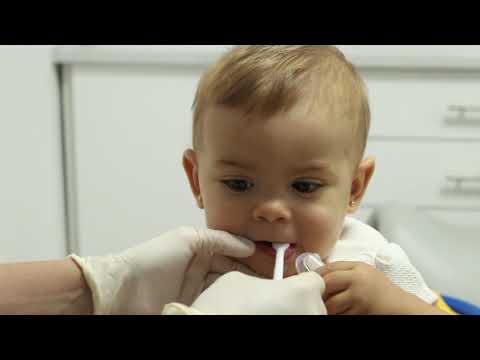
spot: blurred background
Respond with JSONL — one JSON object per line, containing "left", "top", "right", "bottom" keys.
{"left": 1, "top": 45, "right": 479, "bottom": 305}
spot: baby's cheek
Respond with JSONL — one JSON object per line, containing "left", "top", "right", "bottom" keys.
{"left": 300, "top": 235, "right": 339, "bottom": 263}
{"left": 299, "top": 214, "right": 344, "bottom": 260}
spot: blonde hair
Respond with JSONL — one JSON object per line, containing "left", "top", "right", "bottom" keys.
{"left": 191, "top": 45, "right": 370, "bottom": 161}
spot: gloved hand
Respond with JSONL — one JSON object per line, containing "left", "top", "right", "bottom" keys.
{"left": 70, "top": 227, "right": 255, "bottom": 314}
{"left": 163, "top": 271, "right": 327, "bottom": 315}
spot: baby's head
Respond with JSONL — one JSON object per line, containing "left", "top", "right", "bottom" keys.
{"left": 183, "top": 45, "right": 375, "bottom": 278}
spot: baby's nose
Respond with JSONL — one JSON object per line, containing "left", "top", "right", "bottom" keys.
{"left": 252, "top": 199, "right": 292, "bottom": 223}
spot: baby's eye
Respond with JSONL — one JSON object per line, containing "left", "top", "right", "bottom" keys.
{"left": 222, "top": 179, "right": 254, "bottom": 192}
{"left": 292, "top": 181, "right": 322, "bottom": 194}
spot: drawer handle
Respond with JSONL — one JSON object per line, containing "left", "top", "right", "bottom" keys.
{"left": 445, "top": 105, "right": 480, "bottom": 125}
{"left": 445, "top": 175, "right": 480, "bottom": 190}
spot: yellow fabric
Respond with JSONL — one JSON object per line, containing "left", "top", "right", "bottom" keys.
{"left": 434, "top": 293, "right": 459, "bottom": 315}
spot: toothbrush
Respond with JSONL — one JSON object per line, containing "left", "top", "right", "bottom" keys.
{"left": 272, "top": 243, "right": 290, "bottom": 280}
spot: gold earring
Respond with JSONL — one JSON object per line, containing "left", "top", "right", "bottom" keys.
{"left": 349, "top": 200, "right": 356, "bottom": 208}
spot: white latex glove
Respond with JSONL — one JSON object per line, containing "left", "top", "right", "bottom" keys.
{"left": 163, "top": 271, "right": 327, "bottom": 315}
{"left": 70, "top": 227, "right": 255, "bottom": 314}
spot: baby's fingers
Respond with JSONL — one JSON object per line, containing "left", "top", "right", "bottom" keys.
{"left": 323, "top": 270, "right": 353, "bottom": 299}
{"left": 319, "top": 261, "right": 357, "bottom": 277}
{"left": 325, "top": 290, "right": 353, "bottom": 315}
{"left": 341, "top": 306, "right": 364, "bottom": 315}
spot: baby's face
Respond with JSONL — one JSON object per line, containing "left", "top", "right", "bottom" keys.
{"left": 185, "top": 102, "right": 358, "bottom": 278}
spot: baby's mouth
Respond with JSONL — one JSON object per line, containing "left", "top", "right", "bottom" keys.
{"left": 254, "top": 241, "right": 298, "bottom": 261}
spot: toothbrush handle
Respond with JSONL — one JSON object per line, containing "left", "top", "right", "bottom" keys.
{"left": 273, "top": 250, "right": 285, "bottom": 280}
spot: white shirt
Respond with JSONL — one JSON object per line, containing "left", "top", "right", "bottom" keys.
{"left": 326, "top": 216, "right": 438, "bottom": 305}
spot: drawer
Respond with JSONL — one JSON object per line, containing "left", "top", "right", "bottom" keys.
{"left": 424, "top": 208, "right": 480, "bottom": 228}
{"left": 360, "top": 69, "right": 480, "bottom": 139}
{"left": 362, "top": 140, "right": 480, "bottom": 209}
{"left": 354, "top": 206, "right": 480, "bottom": 229}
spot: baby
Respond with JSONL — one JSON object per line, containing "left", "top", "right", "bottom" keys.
{"left": 182, "top": 45, "right": 447, "bottom": 315}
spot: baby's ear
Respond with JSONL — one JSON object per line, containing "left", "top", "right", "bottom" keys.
{"left": 182, "top": 149, "right": 204, "bottom": 209}
{"left": 348, "top": 156, "right": 375, "bottom": 213}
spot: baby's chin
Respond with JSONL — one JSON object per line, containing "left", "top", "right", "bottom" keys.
{"left": 237, "top": 253, "right": 299, "bottom": 279}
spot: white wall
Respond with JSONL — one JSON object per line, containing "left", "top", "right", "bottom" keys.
{"left": 0, "top": 45, "right": 66, "bottom": 262}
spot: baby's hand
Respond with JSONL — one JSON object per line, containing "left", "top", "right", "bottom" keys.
{"left": 319, "top": 261, "right": 409, "bottom": 315}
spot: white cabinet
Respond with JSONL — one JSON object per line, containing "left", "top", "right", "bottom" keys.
{"left": 359, "top": 64, "right": 480, "bottom": 228}
{"left": 62, "top": 64, "right": 210, "bottom": 256}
